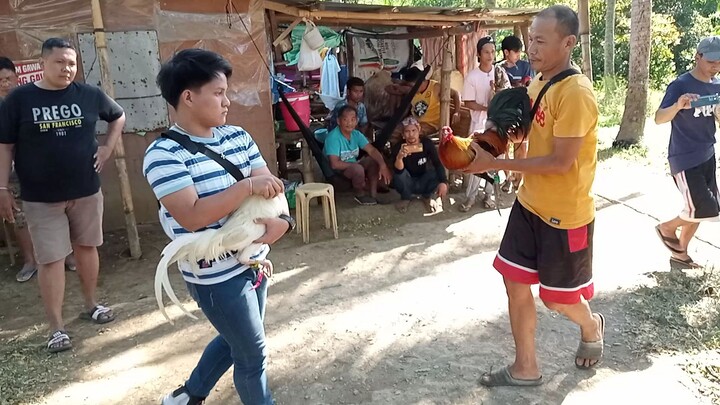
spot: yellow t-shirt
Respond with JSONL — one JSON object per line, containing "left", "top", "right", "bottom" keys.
{"left": 517, "top": 74, "right": 599, "bottom": 229}
{"left": 411, "top": 80, "right": 441, "bottom": 130}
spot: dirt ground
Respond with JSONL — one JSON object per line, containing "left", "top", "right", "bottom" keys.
{"left": 1, "top": 123, "right": 719, "bottom": 405}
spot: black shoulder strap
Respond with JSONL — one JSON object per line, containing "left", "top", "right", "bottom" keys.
{"left": 529, "top": 68, "right": 580, "bottom": 120}
{"left": 161, "top": 129, "right": 245, "bottom": 182}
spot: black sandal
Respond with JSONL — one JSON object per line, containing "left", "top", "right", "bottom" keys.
{"left": 47, "top": 330, "right": 72, "bottom": 353}
{"left": 80, "top": 305, "right": 116, "bottom": 324}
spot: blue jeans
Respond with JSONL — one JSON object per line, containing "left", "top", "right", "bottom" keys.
{"left": 184, "top": 268, "right": 273, "bottom": 405}
{"left": 393, "top": 169, "right": 440, "bottom": 200}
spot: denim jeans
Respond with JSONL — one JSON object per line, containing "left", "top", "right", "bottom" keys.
{"left": 184, "top": 268, "right": 273, "bottom": 405}
{"left": 393, "top": 169, "right": 440, "bottom": 200}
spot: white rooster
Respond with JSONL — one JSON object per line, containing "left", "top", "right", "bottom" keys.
{"left": 155, "top": 193, "right": 290, "bottom": 324}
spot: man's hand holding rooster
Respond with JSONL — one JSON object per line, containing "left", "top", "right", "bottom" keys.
{"left": 462, "top": 142, "right": 496, "bottom": 174}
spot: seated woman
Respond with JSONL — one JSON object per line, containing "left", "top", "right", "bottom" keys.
{"left": 390, "top": 117, "right": 448, "bottom": 213}
{"left": 323, "top": 105, "right": 391, "bottom": 206}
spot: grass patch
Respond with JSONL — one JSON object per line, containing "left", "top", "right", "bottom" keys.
{"left": 624, "top": 267, "right": 720, "bottom": 403}
{"left": 0, "top": 328, "right": 74, "bottom": 405}
{"left": 594, "top": 76, "right": 665, "bottom": 128}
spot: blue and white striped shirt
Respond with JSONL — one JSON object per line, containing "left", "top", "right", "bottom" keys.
{"left": 143, "top": 125, "right": 269, "bottom": 285}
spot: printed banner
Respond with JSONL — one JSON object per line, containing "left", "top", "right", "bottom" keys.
{"left": 350, "top": 29, "right": 411, "bottom": 82}
{"left": 14, "top": 60, "right": 44, "bottom": 85}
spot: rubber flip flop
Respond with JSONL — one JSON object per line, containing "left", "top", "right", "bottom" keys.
{"left": 670, "top": 256, "right": 702, "bottom": 269}
{"left": 655, "top": 225, "right": 684, "bottom": 254}
{"left": 576, "top": 312, "right": 605, "bottom": 369}
{"left": 479, "top": 366, "right": 543, "bottom": 387}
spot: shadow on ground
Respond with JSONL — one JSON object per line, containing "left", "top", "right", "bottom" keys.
{"left": 0, "top": 189, "right": 711, "bottom": 405}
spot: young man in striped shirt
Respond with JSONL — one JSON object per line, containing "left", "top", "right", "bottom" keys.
{"left": 144, "top": 49, "right": 291, "bottom": 405}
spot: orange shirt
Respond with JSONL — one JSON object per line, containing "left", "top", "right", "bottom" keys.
{"left": 517, "top": 74, "right": 599, "bottom": 229}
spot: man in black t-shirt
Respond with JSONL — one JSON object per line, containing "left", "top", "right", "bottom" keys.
{"left": 0, "top": 38, "right": 126, "bottom": 353}
{"left": 391, "top": 117, "right": 448, "bottom": 213}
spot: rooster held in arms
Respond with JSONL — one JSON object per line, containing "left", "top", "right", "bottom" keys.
{"left": 438, "top": 86, "right": 533, "bottom": 171}
{"left": 155, "top": 194, "right": 289, "bottom": 324}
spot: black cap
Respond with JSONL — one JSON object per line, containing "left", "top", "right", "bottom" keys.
{"left": 476, "top": 36, "right": 495, "bottom": 53}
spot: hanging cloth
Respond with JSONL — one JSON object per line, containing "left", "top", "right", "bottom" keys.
{"left": 319, "top": 50, "right": 343, "bottom": 110}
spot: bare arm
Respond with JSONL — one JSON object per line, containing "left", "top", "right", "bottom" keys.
{"left": 94, "top": 113, "right": 127, "bottom": 172}
{"left": 362, "top": 144, "right": 386, "bottom": 167}
{"left": 0, "top": 144, "right": 13, "bottom": 187}
{"left": 385, "top": 83, "right": 410, "bottom": 96}
{"left": 466, "top": 136, "right": 584, "bottom": 175}
{"left": 463, "top": 100, "right": 487, "bottom": 112}
{"left": 0, "top": 144, "right": 16, "bottom": 222}
{"left": 329, "top": 155, "right": 353, "bottom": 171}
{"left": 451, "top": 88, "right": 462, "bottom": 114}
{"left": 159, "top": 166, "right": 282, "bottom": 232}
{"left": 394, "top": 150, "right": 406, "bottom": 171}
{"left": 363, "top": 143, "right": 392, "bottom": 183}
{"left": 655, "top": 93, "right": 698, "bottom": 125}
{"left": 655, "top": 104, "right": 682, "bottom": 125}
{"left": 104, "top": 113, "right": 126, "bottom": 150}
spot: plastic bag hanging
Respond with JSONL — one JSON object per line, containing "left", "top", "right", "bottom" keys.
{"left": 298, "top": 37, "right": 322, "bottom": 72}
{"left": 303, "top": 20, "right": 325, "bottom": 51}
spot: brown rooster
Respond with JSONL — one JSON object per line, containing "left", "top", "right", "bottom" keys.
{"left": 438, "top": 86, "right": 533, "bottom": 172}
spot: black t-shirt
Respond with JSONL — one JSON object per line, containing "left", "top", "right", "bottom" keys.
{"left": 0, "top": 82, "right": 124, "bottom": 202}
{"left": 390, "top": 136, "right": 447, "bottom": 183}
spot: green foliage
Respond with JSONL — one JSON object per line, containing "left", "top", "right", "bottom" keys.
{"left": 595, "top": 76, "right": 628, "bottom": 127}
{"left": 593, "top": 76, "right": 664, "bottom": 128}
{"left": 357, "top": 0, "right": 719, "bottom": 90}
{"left": 648, "top": 13, "right": 681, "bottom": 89}
{"left": 590, "top": 0, "right": 681, "bottom": 90}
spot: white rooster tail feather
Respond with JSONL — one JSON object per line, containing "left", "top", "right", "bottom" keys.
{"left": 154, "top": 194, "right": 290, "bottom": 324}
{"left": 154, "top": 252, "right": 173, "bottom": 324}
{"left": 155, "top": 236, "right": 200, "bottom": 324}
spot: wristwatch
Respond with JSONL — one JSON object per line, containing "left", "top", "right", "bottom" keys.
{"left": 279, "top": 214, "right": 296, "bottom": 234}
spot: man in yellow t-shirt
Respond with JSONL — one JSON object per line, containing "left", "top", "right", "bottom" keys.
{"left": 385, "top": 66, "right": 461, "bottom": 144}
{"left": 463, "top": 5, "right": 604, "bottom": 387}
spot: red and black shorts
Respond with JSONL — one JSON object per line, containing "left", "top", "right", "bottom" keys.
{"left": 493, "top": 200, "right": 595, "bottom": 304}
{"left": 673, "top": 155, "right": 719, "bottom": 223}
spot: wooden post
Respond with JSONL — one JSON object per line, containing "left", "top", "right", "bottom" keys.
{"left": 300, "top": 138, "right": 314, "bottom": 184}
{"left": 513, "top": 24, "right": 521, "bottom": 38}
{"left": 266, "top": 10, "right": 283, "bottom": 63}
{"left": 578, "top": 0, "right": 593, "bottom": 81}
{"left": 90, "top": 0, "right": 142, "bottom": 259}
{"left": 440, "top": 33, "right": 454, "bottom": 128}
{"left": 520, "top": 22, "right": 530, "bottom": 52}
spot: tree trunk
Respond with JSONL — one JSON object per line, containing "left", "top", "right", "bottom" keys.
{"left": 614, "top": 0, "right": 652, "bottom": 147}
{"left": 604, "top": 0, "right": 616, "bottom": 78}
{"left": 485, "top": 0, "right": 496, "bottom": 8}
{"left": 578, "top": 0, "right": 593, "bottom": 81}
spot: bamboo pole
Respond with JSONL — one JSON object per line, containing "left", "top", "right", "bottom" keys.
{"left": 272, "top": 17, "right": 303, "bottom": 47}
{"left": 90, "top": 0, "right": 142, "bottom": 259}
{"left": 440, "top": 33, "right": 454, "bottom": 128}
{"left": 520, "top": 22, "right": 530, "bottom": 51}
{"left": 276, "top": 14, "right": 525, "bottom": 29}
{"left": 344, "top": 24, "right": 475, "bottom": 40}
{"left": 266, "top": 10, "right": 283, "bottom": 63}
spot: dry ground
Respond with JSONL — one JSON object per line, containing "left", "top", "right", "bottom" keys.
{"left": 0, "top": 121, "right": 718, "bottom": 405}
